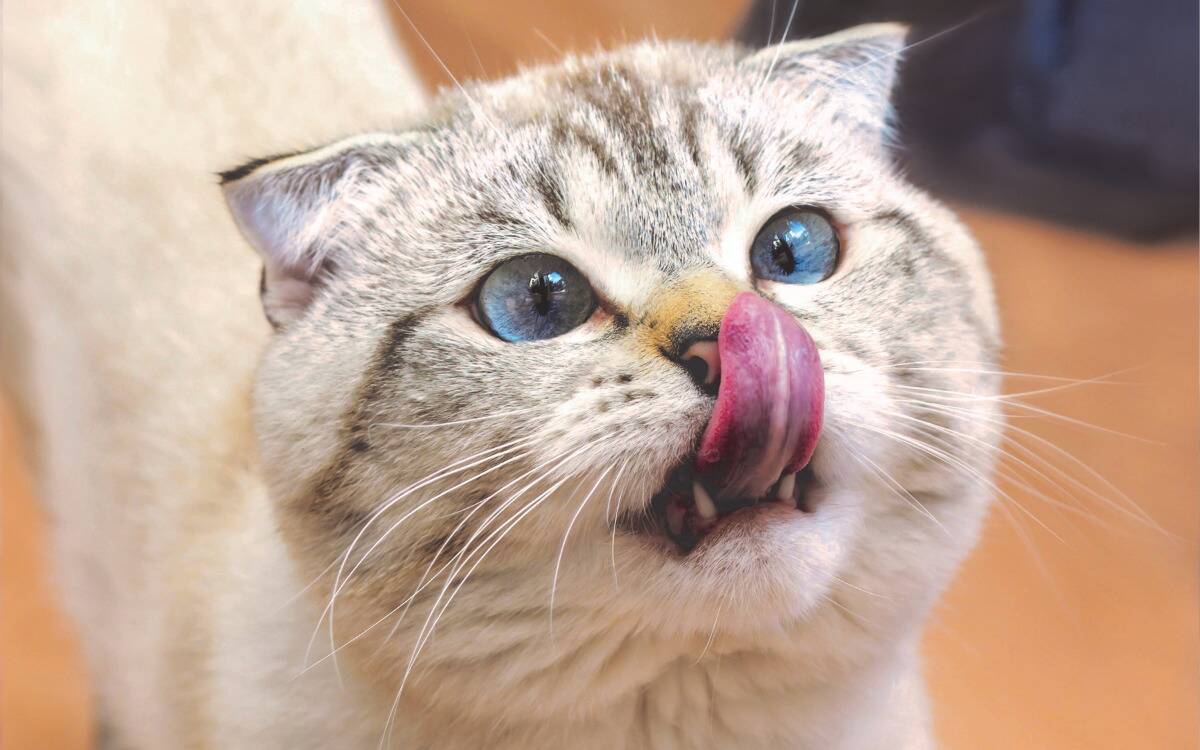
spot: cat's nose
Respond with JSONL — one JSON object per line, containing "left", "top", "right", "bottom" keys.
{"left": 678, "top": 337, "right": 721, "bottom": 396}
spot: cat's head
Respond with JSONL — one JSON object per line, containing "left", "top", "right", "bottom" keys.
{"left": 222, "top": 24, "right": 1000, "bottom": 724}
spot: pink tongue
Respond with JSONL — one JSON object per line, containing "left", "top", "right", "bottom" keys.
{"left": 694, "top": 292, "right": 824, "bottom": 501}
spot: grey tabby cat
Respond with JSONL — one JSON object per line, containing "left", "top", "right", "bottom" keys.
{"left": 221, "top": 21, "right": 1002, "bottom": 749}
{"left": 3, "top": 2, "right": 1000, "bottom": 747}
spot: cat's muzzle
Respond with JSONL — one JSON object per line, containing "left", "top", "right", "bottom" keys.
{"left": 641, "top": 292, "right": 826, "bottom": 553}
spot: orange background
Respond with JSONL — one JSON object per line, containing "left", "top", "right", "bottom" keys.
{"left": 2, "top": 2, "right": 1197, "bottom": 748}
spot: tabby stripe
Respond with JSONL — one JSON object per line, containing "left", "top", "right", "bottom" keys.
{"left": 726, "top": 131, "right": 758, "bottom": 192}
{"left": 531, "top": 166, "right": 572, "bottom": 229}
{"left": 299, "top": 311, "right": 427, "bottom": 530}
{"left": 550, "top": 120, "right": 619, "bottom": 176}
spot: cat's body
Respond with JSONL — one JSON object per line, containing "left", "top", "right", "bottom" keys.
{"left": 2, "top": 2, "right": 1000, "bottom": 748}
{"left": 2, "top": 2, "right": 423, "bottom": 746}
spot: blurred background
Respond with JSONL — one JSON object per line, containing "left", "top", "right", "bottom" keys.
{"left": 2, "top": 1, "right": 1196, "bottom": 748}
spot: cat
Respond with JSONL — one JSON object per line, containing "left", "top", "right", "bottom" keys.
{"left": 1, "top": 1, "right": 1001, "bottom": 748}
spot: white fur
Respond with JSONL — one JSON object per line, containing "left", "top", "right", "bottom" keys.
{"left": 2, "top": 5, "right": 1000, "bottom": 749}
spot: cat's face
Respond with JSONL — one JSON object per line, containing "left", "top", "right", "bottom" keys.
{"left": 224, "top": 25, "right": 1000, "bottom": 723}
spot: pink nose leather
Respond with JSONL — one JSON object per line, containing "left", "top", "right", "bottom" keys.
{"left": 693, "top": 292, "right": 824, "bottom": 501}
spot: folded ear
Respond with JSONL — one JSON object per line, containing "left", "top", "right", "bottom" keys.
{"left": 220, "top": 133, "right": 408, "bottom": 328}
{"left": 740, "top": 22, "right": 909, "bottom": 136}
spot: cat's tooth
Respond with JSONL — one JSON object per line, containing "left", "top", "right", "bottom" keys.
{"left": 693, "top": 481, "right": 717, "bottom": 520}
{"left": 776, "top": 472, "right": 796, "bottom": 502}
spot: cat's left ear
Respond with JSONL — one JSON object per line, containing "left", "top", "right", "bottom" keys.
{"left": 739, "top": 22, "right": 908, "bottom": 134}
{"left": 220, "top": 134, "right": 409, "bottom": 328}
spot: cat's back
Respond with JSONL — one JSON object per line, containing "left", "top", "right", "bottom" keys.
{"left": 1, "top": 1, "right": 425, "bottom": 743}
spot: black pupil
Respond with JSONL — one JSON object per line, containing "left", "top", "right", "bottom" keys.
{"left": 770, "top": 235, "right": 796, "bottom": 274}
{"left": 528, "top": 270, "right": 566, "bottom": 315}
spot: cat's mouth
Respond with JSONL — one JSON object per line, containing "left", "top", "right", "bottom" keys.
{"left": 634, "top": 458, "right": 822, "bottom": 554}
{"left": 622, "top": 292, "right": 827, "bottom": 555}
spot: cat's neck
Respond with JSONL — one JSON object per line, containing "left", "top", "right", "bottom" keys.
{"left": 392, "top": 637, "right": 931, "bottom": 750}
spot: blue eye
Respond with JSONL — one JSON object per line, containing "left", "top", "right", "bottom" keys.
{"left": 750, "top": 208, "right": 840, "bottom": 284}
{"left": 477, "top": 253, "right": 596, "bottom": 342}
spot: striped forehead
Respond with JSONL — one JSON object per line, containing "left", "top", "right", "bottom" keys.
{"left": 415, "top": 62, "right": 772, "bottom": 297}
{"left": 536, "top": 65, "right": 740, "bottom": 274}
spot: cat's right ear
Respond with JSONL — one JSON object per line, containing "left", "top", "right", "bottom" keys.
{"left": 738, "top": 23, "right": 908, "bottom": 138}
{"left": 220, "top": 134, "right": 408, "bottom": 329}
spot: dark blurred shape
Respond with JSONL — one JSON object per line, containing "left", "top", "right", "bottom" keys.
{"left": 737, "top": 0, "right": 1199, "bottom": 240}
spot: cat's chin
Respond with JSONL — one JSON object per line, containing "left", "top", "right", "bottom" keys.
{"left": 612, "top": 474, "right": 858, "bottom": 634}
{"left": 611, "top": 446, "right": 865, "bottom": 626}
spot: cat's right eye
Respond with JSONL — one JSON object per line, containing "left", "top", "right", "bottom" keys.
{"left": 475, "top": 253, "right": 597, "bottom": 342}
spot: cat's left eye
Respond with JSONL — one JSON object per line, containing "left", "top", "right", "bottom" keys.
{"left": 750, "top": 207, "right": 840, "bottom": 285}
{"left": 475, "top": 253, "right": 596, "bottom": 342}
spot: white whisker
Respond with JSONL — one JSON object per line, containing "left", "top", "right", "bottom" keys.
{"left": 531, "top": 27, "right": 563, "bottom": 56}
{"left": 380, "top": 437, "right": 608, "bottom": 746}
{"left": 370, "top": 404, "right": 554, "bottom": 431}
{"left": 756, "top": 0, "right": 801, "bottom": 94}
{"left": 309, "top": 434, "right": 537, "bottom": 674}
{"left": 829, "top": 574, "right": 890, "bottom": 601}
{"left": 306, "top": 441, "right": 592, "bottom": 676}
{"left": 604, "top": 458, "right": 632, "bottom": 591}
{"left": 887, "top": 407, "right": 1122, "bottom": 536}
{"left": 695, "top": 592, "right": 728, "bottom": 664}
{"left": 384, "top": 0, "right": 502, "bottom": 138}
{"left": 304, "top": 443, "right": 534, "bottom": 674}
{"left": 847, "top": 448, "right": 949, "bottom": 535}
{"left": 847, "top": 418, "right": 1068, "bottom": 544}
{"left": 827, "top": 13, "right": 989, "bottom": 92}
{"left": 820, "top": 593, "right": 876, "bottom": 629}
{"left": 549, "top": 463, "right": 614, "bottom": 637}
{"left": 378, "top": 441, "right": 602, "bottom": 646}
{"left": 893, "top": 395, "right": 1164, "bottom": 532}
{"left": 379, "top": 434, "right": 613, "bottom": 744}
{"left": 886, "top": 405, "right": 1120, "bottom": 533}
{"left": 879, "top": 362, "right": 1139, "bottom": 385}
